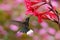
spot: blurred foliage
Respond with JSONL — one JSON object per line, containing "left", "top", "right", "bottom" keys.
{"left": 17, "top": 34, "right": 32, "bottom": 40}
{"left": 0, "top": 10, "right": 11, "bottom": 25}
{"left": 45, "top": 20, "right": 59, "bottom": 30}
{"left": 4, "top": 34, "right": 17, "bottom": 40}
{"left": 0, "top": 0, "right": 3, "bottom": 3}
{"left": 0, "top": 34, "right": 4, "bottom": 38}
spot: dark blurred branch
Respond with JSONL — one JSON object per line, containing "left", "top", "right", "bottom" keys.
{"left": 47, "top": 0, "right": 60, "bottom": 29}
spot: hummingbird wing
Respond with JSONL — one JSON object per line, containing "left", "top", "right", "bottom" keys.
{"left": 10, "top": 20, "right": 23, "bottom": 26}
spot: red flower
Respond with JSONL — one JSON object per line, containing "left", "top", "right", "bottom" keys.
{"left": 33, "top": 11, "right": 57, "bottom": 23}
{"left": 25, "top": 0, "right": 42, "bottom": 15}
{"left": 25, "top": 0, "right": 57, "bottom": 23}
{"left": 46, "top": 11, "right": 57, "bottom": 20}
{"left": 33, "top": 11, "right": 48, "bottom": 23}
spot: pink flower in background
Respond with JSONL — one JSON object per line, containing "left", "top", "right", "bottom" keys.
{"left": 1, "top": 31, "right": 7, "bottom": 35}
{"left": 13, "top": 13, "right": 26, "bottom": 21}
{"left": 13, "top": 16, "right": 24, "bottom": 21}
{"left": 40, "top": 21, "right": 48, "bottom": 28}
{"left": 0, "top": 4, "right": 12, "bottom": 11}
{"left": 43, "top": 35, "right": 55, "bottom": 40}
{"left": 15, "top": 0, "right": 24, "bottom": 3}
{"left": 9, "top": 24, "right": 19, "bottom": 31}
{"left": 13, "top": 0, "right": 24, "bottom": 7}
{"left": 0, "top": 26, "right": 4, "bottom": 31}
{"left": 51, "top": 0, "right": 58, "bottom": 8}
{"left": 39, "top": 29, "right": 47, "bottom": 35}
{"left": 33, "top": 36, "right": 40, "bottom": 40}
{"left": 16, "top": 31, "right": 23, "bottom": 37}
{"left": 55, "top": 31, "right": 60, "bottom": 40}
{"left": 47, "top": 28, "right": 56, "bottom": 35}
{"left": 47, "top": 36, "right": 55, "bottom": 40}
{"left": 42, "top": 34, "right": 50, "bottom": 40}
{"left": 0, "top": 25, "right": 7, "bottom": 35}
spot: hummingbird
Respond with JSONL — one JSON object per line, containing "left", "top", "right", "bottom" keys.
{"left": 11, "top": 17, "right": 30, "bottom": 33}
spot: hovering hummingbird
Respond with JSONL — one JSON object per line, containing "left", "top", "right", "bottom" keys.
{"left": 20, "top": 17, "right": 30, "bottom": 33}
{"left": 11, "top": 17, "right": 30, "bottom": 33}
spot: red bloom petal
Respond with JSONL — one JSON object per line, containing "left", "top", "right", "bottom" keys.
{"left": 38, "top": 16, "right": 43, "bottom": 23}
